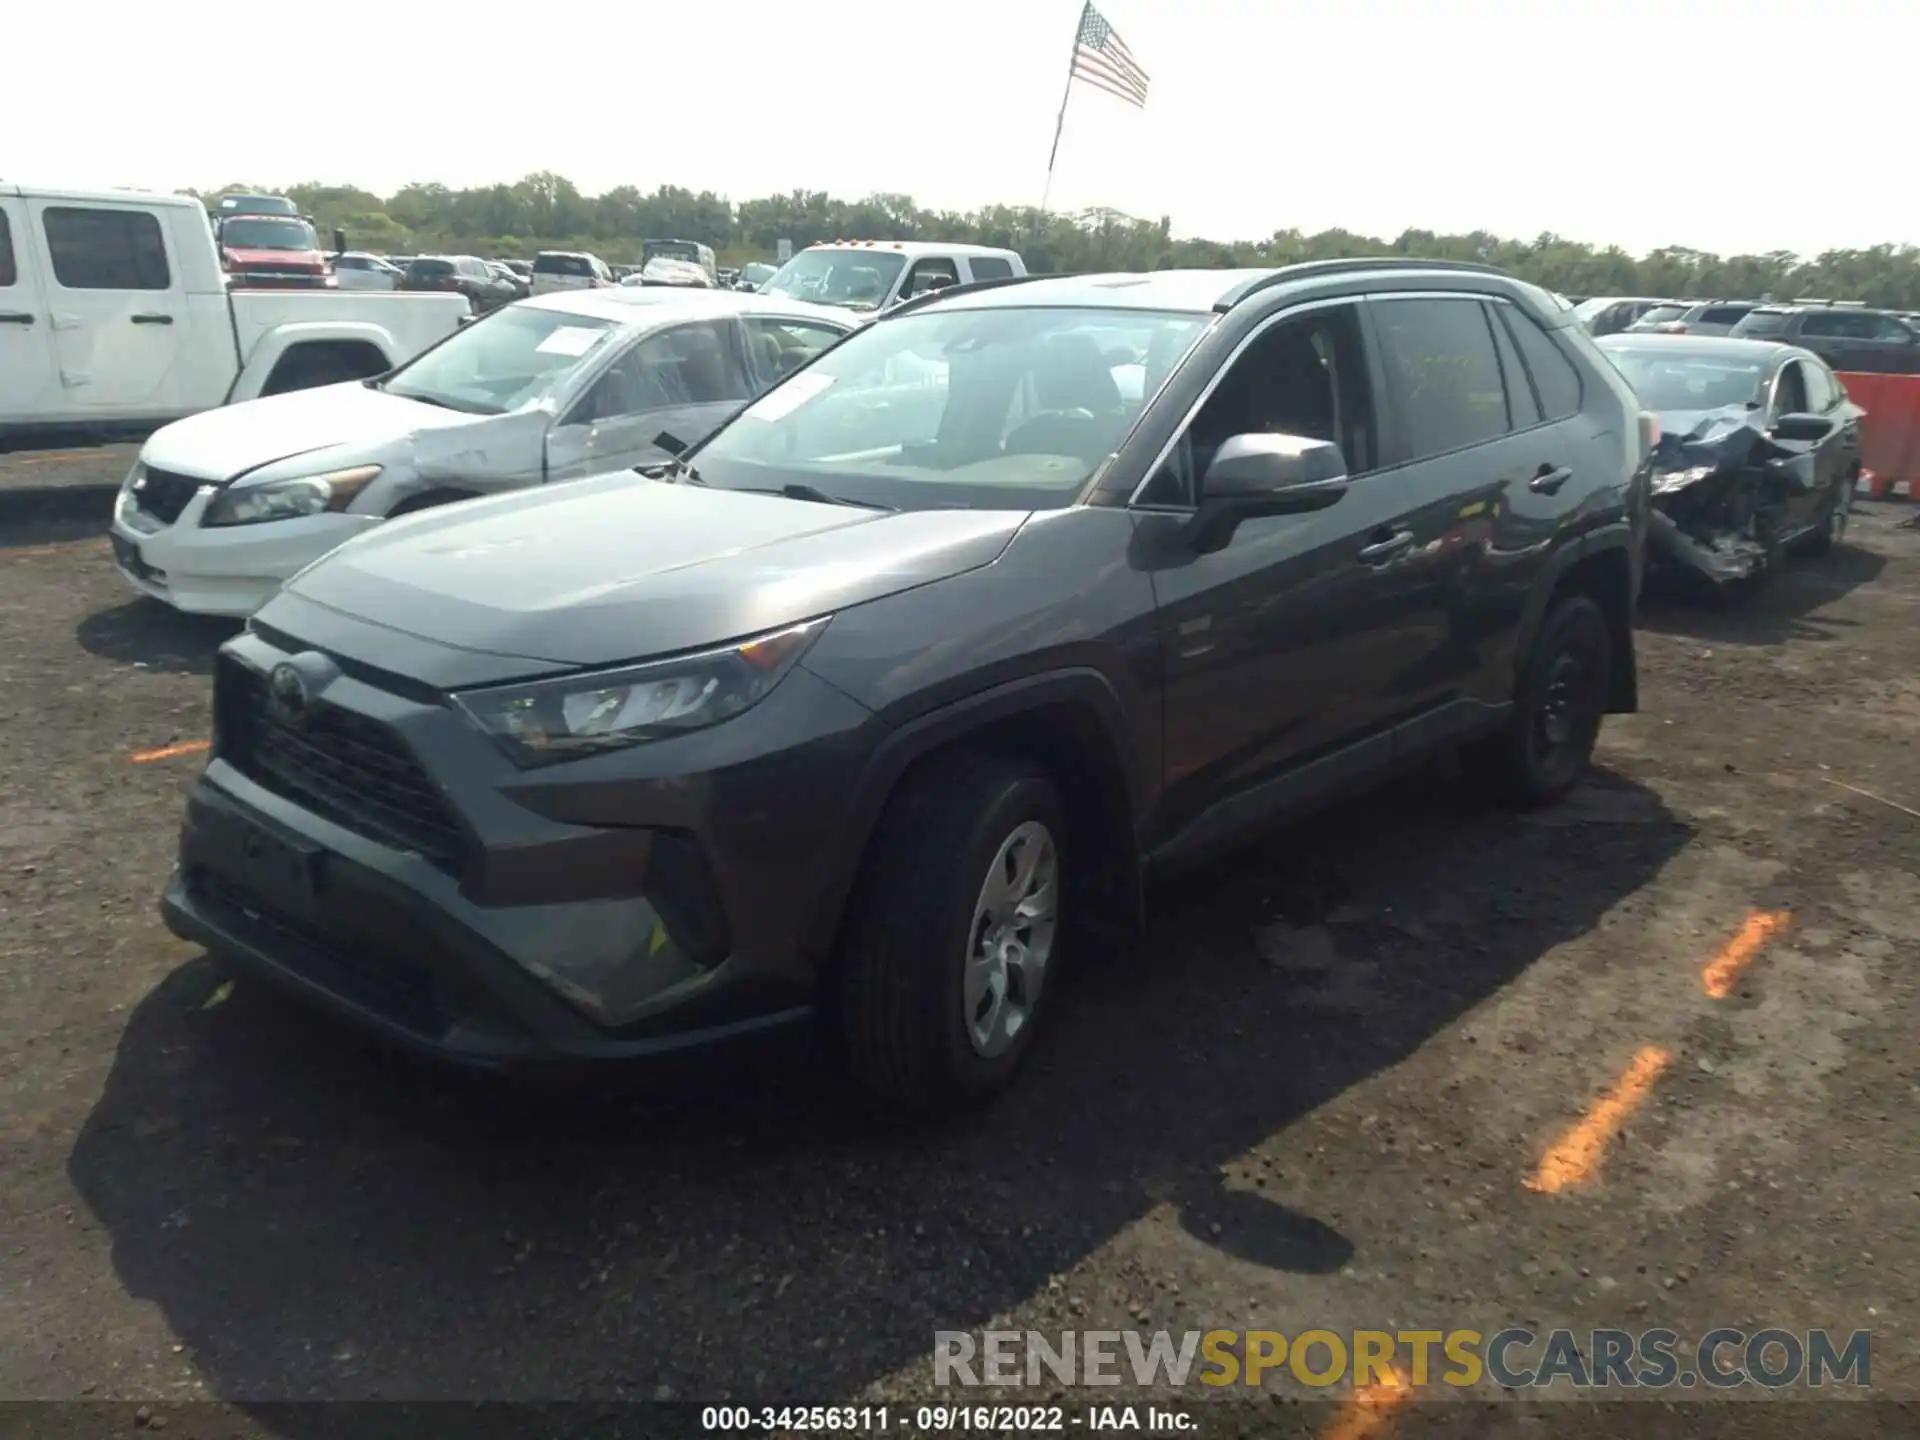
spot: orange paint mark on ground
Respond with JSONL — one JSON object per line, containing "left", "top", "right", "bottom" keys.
{"left": 129, "top": 739, "right": 210, "bottom": 764}
{"left": 1524, "top": 1045, "right": 1671, "bottom": 1195}
{"left": 1318, "top": 1367, "right": 1411, "bottom": 1440}
{"left": 1701, "top": 909, "right": 1792, "bottom": 998}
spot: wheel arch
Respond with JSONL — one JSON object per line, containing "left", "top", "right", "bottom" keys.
{"left": 1519, "top": 529, "right": 1639, "bottom": 715}
{"left": 232, "top": 322, "right": 400, "bottom": 401}
{"left": 804, "top": 670, "right": 1147, "bottom": 968}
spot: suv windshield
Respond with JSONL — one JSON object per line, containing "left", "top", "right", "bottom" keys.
{"left": 380, "top": 306, "right": 621, "bottom": 414}
{"left": 644, "top": 240, "right": 702, "bottom": 265}
{"left": 219, "top": 217, "right": 318, "bottom": 251}
{"left": 1601, "top": 347, "right": 1767, "bottom": 412}
{"left": 534, "top": 254, "right": 595, "bottom": 277}
{"left": 763, "top": 250, "right": 908, "bottom": 310}
{"left": 687, "top": 305, "right": 1212, "bottom": 511}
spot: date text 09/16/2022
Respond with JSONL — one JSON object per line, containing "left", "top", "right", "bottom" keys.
{"left": 700, "top": 1404, "right": 1195, "bottom": 1431}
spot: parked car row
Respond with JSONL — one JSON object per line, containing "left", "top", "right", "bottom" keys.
{"left": 1575, "top": 293, "right": 1920, "bottom": 375}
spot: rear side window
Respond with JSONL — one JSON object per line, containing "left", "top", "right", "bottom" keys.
{"left": 43, "top": 207, "right": 171, "bottom": 290}
{"left": 1737, "top": 310, "right": 1793, "bottom": 337}
{"left": 1373, "top": 296, "right": 1510, "bottom": 459}
{"left": 0, "top": 209, "right": 15, "bottom": 287}
{"left": 969, "top": 256, "right": 1014, "bottom": 281}
{"left": 535, "top": 254, "right": 593, "bottom": 277}
{"left": 1500, "top": 307, "right": 1583, "bottom": 420}
{"left": 1485, "top": 302, "right": 1540, "bottom": 428}
{"left": 1700, "top": 305, "right": 1752, "bottom": 325}
{"left": 1799, "top": 311, "right": 1866, "bottom": 338}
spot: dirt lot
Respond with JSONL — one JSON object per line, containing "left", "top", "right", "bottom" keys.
{"left": 1, "top": 447, "right": 1916, "bottom": 1439}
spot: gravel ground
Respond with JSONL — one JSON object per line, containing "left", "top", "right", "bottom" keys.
{"left": 1, "top": 447, "right": 1916, "bottom": 1439}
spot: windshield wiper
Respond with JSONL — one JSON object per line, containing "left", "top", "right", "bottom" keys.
{"left": 737, "top": 483, "right": 893, "bottom": 512}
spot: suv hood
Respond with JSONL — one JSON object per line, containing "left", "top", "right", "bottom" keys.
{"left": 141, "top": 382, "right": 483, "bottom": 482}
{"left": 278, "top": 472, "right": 1028, "bottom": 667}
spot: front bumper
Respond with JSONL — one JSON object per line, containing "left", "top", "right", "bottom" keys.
{"left": 162, "top": 626, "right": 874, "bottom": 1073}
{"left": 110, "top": 484, "right": 380, "bottom": 617}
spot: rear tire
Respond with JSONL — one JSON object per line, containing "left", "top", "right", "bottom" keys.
{"left": 1468, "top": 595, "right": 1612, "bottom": 808}
{"left": 838, "top": 750, "right": 1065, "bottom": 1113}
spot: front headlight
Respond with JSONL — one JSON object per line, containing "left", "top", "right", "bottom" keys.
{"left": 201, "top": 464, "right": 383, "bottom": 527}
{"left": 452, "top": 616, "right": 832, "bottom": 769}
{"left": 1651, "top": 464, "right": 1717, "bottom": 496}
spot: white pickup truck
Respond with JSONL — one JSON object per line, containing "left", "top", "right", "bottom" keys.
{"left": 0, "top": 184, "right": 469, "bottom": 447}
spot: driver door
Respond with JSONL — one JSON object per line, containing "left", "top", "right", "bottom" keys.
{"left": 544, "top": 317, "right": 757, "bottom": 481}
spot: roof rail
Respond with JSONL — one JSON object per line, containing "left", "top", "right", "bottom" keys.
{"left": 1213, "top": 257, "right": 1507, "bottom": 313}
{"left": 880, "top": 271, "right": 1056, "bottom": 319}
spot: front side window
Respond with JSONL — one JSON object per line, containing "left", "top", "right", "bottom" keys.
{"left": 902, "top": 258, "right": 961, "bottom": 299}
{"left": 380, "top": 305, "right": 622, "bottom": 414}
{"left": 745, "top": 318, "right": 848, "bottom": 383}
{"left": 692, "top": 305, "right": 1212, "bottom": 512}
{"left": 0, "top": 209, "right": 15, "bottom": 287}
{"left": 1136, "top": 304, "right": 1375, "bottom": 508}
{"left": 1372, "top": 296, "right": 1510, "bottom": 460}
{"left": 1772, "top": 361, "right": 1811, "bottom": 416}
{"left": 574, "top": 319, "right": 753, "bottom": 422}
{"left": 1801, "top": 360, "right": 1839, "bottom": 412}
{"left": 43, "top": 207, "right": 171, "bottom": 290}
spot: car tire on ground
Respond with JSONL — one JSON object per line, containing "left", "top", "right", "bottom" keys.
{"left": 1468, "top": 594, "right": 1612, "bottom": 808}
{"left": 838, "top": 749, "right": 1066, "bottom": 1112}
{"left": 1796, "top": 475, "right": 1853, "bottom": 557}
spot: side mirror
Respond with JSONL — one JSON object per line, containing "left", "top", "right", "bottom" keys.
{"left": 456, "top": 313, "right": 477, "bottom": 327}
{"left": 1772, "top": 412, "right": 1833, "bottom": 443}
{"left": 1186, "top": 433, "right": 1349, "bottom": 553}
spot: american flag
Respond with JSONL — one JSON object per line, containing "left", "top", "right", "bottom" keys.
{"left": 1070, "top": 3, "right": 1150, "bottom": 109}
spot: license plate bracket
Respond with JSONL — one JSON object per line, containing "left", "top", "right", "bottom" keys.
{"left": 205, "top": 805, "right": 326, "bottom": 923}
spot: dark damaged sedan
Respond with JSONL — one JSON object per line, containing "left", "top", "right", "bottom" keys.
{"left": 1597, "top": 334, "right": 1861, "bottom": 590}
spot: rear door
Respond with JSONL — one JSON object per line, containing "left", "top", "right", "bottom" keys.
{"left": 545, "top": 316, "right": 758, "bottom": 480}
{"left": 0, "top": 194, "right": 60, "bottom": 425}
{"left": 29, "top": 198, "right": 185, "bottom": 417}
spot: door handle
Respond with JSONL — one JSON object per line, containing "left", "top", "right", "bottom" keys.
{"left": 1358, "top": 529, "right": 1415, "bottom": 564}
{"left": 131, "top": 314, "right": 174, "bottom": 325}
{"left": 0, "top": 312, "right": 34, "bottom": 325}
{"left": 1529, "top": 464, "right": 1572, "bottom": 494}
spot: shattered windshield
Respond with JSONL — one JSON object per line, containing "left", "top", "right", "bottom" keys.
{"left": 1602, "top": 348, "right": 1767, "bottom": 412}
{"left": 762, "top": 250, "right": 908, "bottom": 311}
{"left": 380, "top": 306, "right": 621, "bottom": 414}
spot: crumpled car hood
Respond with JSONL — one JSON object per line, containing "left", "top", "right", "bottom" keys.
{"left": 275, "top": 471, "right": 1029, "bottom": 668}
{"left": 140, "top": 382, "right": 484, "bottom": 482}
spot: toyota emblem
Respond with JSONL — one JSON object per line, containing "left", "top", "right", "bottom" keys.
{"left": 267, "top": 662, "right": 311, "bottom": 726}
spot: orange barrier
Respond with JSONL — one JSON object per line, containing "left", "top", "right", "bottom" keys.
{"left": 1836, "top": 371, "right": 1920, "bottom": 499}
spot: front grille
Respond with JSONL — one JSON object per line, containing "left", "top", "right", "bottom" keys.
{"left": 192, "top": 869, "right": 445, "bottom": 1036}
{"left": 217, "top": 657, "right": 468, "bottom": 873}
{"left": 133, "top": 468, "right": 206, "bottom": 525}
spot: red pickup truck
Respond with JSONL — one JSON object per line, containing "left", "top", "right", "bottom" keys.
{"left": 212, "top": 208, "right": 341, "bottom": 290}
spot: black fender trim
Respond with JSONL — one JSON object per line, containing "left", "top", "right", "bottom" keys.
{"left": 1516, "top": 523, "right": 1640, "bottom": 715}
{"left": 800, "top": 667, "right": 1146, "bottom": 957}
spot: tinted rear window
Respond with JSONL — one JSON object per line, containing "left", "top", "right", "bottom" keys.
{"left": 1737, "top": 310, "right": 1793, "bottom": 336}
{"left": 534, "top": 254, "right": 594, "bottom": 277}
{"left": 1700, "top": 305, "right": 1753, "bottom": 325}
{"left": 969, "top": 256, "right": 1015, "bottom": 281}
{"left": 407, "top": 259, "right": 455, "bottom": 279}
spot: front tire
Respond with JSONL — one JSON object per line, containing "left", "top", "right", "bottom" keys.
{"left": 839, "top": 751, "right": 1065, "bottom": 1112}
{"left": 1469, "top": 595, "right": 1612, "bottom": 808}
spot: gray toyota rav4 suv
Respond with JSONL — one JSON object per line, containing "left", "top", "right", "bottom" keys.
{"left": 163, "top": 260, "right": 1651, "bottom": 1111}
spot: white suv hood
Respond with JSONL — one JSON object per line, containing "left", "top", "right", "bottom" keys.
{"left": 139, "top": 381, "right": 482, "bottom": 482}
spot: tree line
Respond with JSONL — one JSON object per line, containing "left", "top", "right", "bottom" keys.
{"left": 197, "top": 172, "right": 1920, "bottom": 310}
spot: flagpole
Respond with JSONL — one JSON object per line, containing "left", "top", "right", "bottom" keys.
{"left": 1037, "top": 2, "right": 1086, "bottom": 222}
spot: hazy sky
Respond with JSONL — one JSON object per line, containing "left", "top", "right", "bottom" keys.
{"left": 11, "top": 0, "right": 1918, "bottom": 258}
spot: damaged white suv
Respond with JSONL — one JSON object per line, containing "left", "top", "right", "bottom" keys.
{"left": 109, "top": 289, "right": 853, "bottom": 616}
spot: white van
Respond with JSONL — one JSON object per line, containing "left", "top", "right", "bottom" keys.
{"left": 757, "top": 241, "right": 1027, "bottom": 317}
{"left": 530, "top": 250, "right": 614, "bottom": 295}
